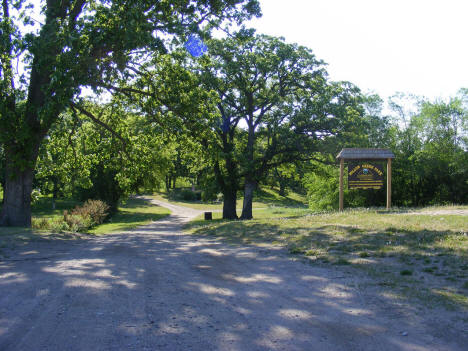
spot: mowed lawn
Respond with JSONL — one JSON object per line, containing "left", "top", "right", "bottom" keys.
{"left": 87, "top": 197, "right": 170, "bottom": 235}
{"left": 185, "top": 205, "right": 468, "bottom": 310}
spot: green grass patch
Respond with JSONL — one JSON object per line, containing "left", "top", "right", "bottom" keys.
{"left": 152, "top": 187, "right": 308, "bottom": 212}
{"left": 0, "top": 197, "right": 170, "bottom": 253}
{"left": 88, "top": 197, "right": 170, "bottom": 235}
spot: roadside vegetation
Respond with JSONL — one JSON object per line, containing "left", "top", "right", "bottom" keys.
{"left": 0, "top": 197, "right": 170, "bottom": 255}
{"left": 185, "top": 199, "right": 468, "bottom": 311}
{"left": 152, "top": 187, "right": 307, "bottom": 211}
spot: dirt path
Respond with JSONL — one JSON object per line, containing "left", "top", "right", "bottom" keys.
{"left": 0, "top": 199, "right": 466, "bottom": 351}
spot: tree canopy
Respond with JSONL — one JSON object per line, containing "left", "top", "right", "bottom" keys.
{"left": 0, "top": 0, "right": 260, "bottom": 226}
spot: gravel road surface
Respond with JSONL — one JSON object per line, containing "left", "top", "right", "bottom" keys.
{"left": 0, "top": 198, "right": 466, "bottom": 350}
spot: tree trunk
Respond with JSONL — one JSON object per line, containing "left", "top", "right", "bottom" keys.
{"left": 52, "top": 179, "right": 58, "bottom": 210}
{"left": 0, "top": 165, "right": 35, "bottom": 227}
{"left": 240, "top": 179, "right": 256, "bottom": 220}
{"left": 222, "top": 187, "right": 238, "bottom": 219}
{"left": 279, "top": 181, "right": 286, "bottom": 196}
{"left": 0, "top": 177, "right": 4, "bottom": 205}
{"left": 165, "top": 175, "right": 170, "bottom": 192}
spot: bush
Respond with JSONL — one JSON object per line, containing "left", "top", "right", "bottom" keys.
{"left": 62, "top": 199, "right": 109, "bottom": 232}
{"left": 63, "top": 211, "right": 92, "bottom": 232}
{"left": 168, "top": 188, "right": 201, "bottom": 201}
{"left": 72, "top": 199, "right": 109, "bottom": 225}
{"left": 32, "top": 217, "right": 50, "bottom": 230}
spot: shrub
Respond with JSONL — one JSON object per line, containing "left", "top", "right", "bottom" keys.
{"left": 32, "top": 217, "right": 51, "bottom": 230}
{"left": 50, "top": 218, "right": 69, "bottom": 233}
{"left": 169, "top": 188, "right": 201, "bottom": 201}
{"left": 72, "top": 199, "right": 109, "bottom": 226}
{"left": 63, "top": 211, "right": 93, "bottom": 232}
{"left": 61, "top": 199, "right": 109, "bottom": 232}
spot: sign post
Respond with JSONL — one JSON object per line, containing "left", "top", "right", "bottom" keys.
{"left": 339, "top": 159, "right": 344, "bottom": 211}
{"left": 336, "top": 148, "right": 395, "bottom": 211}
{"left": 386, "top": 158, "right": 392, "bottom": 209}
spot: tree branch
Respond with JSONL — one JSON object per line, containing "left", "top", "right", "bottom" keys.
{"left": 70, "top": 102, "right": 134, "bottom": 162}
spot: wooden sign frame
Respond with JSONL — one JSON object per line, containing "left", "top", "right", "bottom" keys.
{"left": 336, "top": 148, "right": 395, "bottom": 211}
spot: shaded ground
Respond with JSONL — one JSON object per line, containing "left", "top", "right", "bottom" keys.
{"left": 0, "top": 198, "right": 466, "bottom": 350}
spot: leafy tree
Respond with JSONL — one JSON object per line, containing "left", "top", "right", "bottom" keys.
{"left": 0, "top": 0, "right": 260, "bottom": 226}
{"left": 34, "top": 110, "right": 91, "bottom": 209}
{"left": 198, "top": 32, "right": 364, "bottom": 219}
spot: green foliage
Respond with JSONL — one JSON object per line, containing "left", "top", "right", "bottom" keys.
{"left": 72, "top": 199, "right": 110, "bottom": 226}
{"left": 390, "top": 92, "right": 468, "bottom": 206}
{"left": 0, "top": 0, "right": 261, "bottom": 226}
{"left": 168, "top": 188, "right": 201, "bottom": 201}
{"left": 304, "top": 169, "right": 339, "bottom": 211}
{"left": 193, "top": 32, "right": 364, "bottom": 218}
{"left": 63, "top": 199, "right": 109, "bottom": 232}
{"left": 304, "top": 91, "right": 468, "bottom": 210}
{"left": 63, "top": 212, "right": 93, "bottom": 233}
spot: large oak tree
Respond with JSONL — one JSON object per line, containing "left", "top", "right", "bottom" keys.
{"left": 198, "top": 32, "right": 364, "bottom": 219}
{"left": 0, "top": 0, "right": 260, "bottom": 226}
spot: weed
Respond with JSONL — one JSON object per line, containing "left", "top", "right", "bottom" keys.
{"left": 359, "top": 251, "right": 370, "bottom": 258}
{"left": 289, "top": 247, "right": 306, "bottom": 254}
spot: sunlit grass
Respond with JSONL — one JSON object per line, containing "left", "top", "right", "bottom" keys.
{"left": 88, "top": 197, "right": 170, "bottom": 235}
{"left": 151, "top": 187, "right": 308, "bottom": 212}
{"left": 0, "top": 197, "right": 171, "bottom": 252}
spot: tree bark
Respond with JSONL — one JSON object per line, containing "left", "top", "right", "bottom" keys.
{"left": 165, "top": 175, "right": 170, "bottom": 192}
{"left": 0, "top": 164, "right": 35, "bottom": 227}
{"left": 52, "top": 178, "right": 58, "bottom": 210}
{"left": 240, "top": 179, "right": 256, "bottom": 220}
{"left": 222, "top": 187, "right": 238, "bottom": 219}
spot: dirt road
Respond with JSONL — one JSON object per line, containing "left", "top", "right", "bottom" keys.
{"left": 0, "top": 199, "right": 466, "bottom": 350}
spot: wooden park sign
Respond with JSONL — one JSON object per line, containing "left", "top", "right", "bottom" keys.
{"left": 336, "top": 148, "right": 395, "bottom": 210}
{"left": 348, "top": 162, "right": 384, "bottom": 189}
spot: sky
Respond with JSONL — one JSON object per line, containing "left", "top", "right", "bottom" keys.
{"left": 246, "top": 0, "right": 468, "bottom": 101}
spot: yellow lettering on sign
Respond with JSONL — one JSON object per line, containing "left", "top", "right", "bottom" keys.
{"left": 349, "top": 165, "right": 360, "bottom": 176}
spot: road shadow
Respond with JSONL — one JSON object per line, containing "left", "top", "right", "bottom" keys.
{"left": 0, "top": 216, "right": 466, "bottom": 350}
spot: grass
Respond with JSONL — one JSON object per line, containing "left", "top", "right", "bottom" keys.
{"left": 185, "top": 205, "right": 468, "bottom": 310}
{"left": 88, "top": 197, "right": 170, "bottom": 235}
{"left": 151, "top": 187, "right": 308, "bottom": 212}
{"left": 0, "top": 197, "right": 170, "bottom": 254}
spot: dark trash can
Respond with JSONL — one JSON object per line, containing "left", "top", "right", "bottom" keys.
{"left": 204, "top": 212, "right": 212, "bottom": 220}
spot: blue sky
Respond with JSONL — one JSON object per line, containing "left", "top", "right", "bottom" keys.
{"left": 247, "top": 0, "right": 468, "bottom": 100}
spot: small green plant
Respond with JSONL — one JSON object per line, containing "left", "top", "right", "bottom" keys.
{"left": 32, "top": 217, "right": 50, "bottom": 230}
{"left": 63, "top": 211, "right": 92, "bottom": 232}
{"left": 289, "top": 247, "right": 306, "bottom": 254}
{"left": 359, "top": 251, "right": 370, "bottom": 258}
{"left": 49, "top": 218, "right": 69, "bottom": 232}
{"left": 305, "top": 249, "right": 321, "bottom": 256}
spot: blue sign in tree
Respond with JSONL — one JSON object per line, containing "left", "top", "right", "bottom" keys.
{"left": 185, "top": 35, "right": 208, "bottom": 57}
